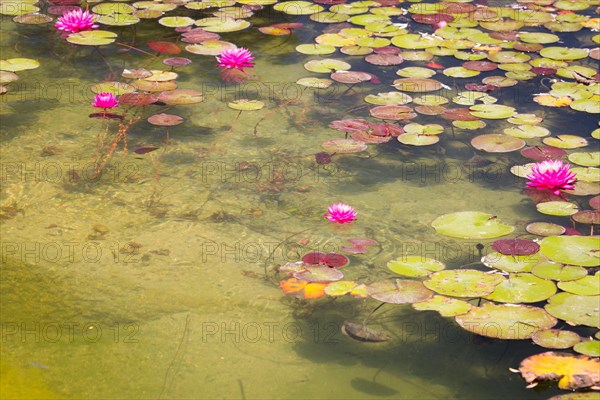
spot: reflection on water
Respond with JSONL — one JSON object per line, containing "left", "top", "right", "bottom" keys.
{"left": 1, "top": 2, "right": 598, "bottom": 399}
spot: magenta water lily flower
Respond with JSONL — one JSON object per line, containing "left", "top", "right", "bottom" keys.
{"left": 526, "top": 160, "right": 576, "bottom": 196}
{"left": 55, "top": 8, "right": 99, "bottom": 33}
{"left": 325, "top": 203, "right": 357, "bottom": 224}
{"left": 216, "top": 48, "right": 254, "bottom": 71}
{"left": 91, "top": 92, "right": 119, "bottom": 109}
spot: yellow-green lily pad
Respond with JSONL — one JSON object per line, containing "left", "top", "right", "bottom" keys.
{"left": 424, "top": 269, "right": 505, "bottom": 298}
{"left": 532, "top": 329, "right": 581, "bottom": 349}
{"left": 573, "top": 340, "right": 600, "bottom": 357}
{"left": 485, "top": 273, "right": 557, "bottom": 303}
{"left": 432, "top": 211, "right": 514, "bottom": 239}
{"left": 540, "top": 236, "right": 600, "bottom": 267}
{"left": 536, "top": 201, "right": 579, "bottom": 216}
{"left": 412, "top": 295, "right": 472, "bottom": 317}
{"left": 545, "top": 292, "right": 599, "bottom": 327}
{"left": 387, "top": 256, "right": 445, "bottom": 278}
{"left": 67, "top": 30, "right": 118, "bottom": 46}
{"left": 0, "top": 57, "right": 39, "bottom": 72}
{"left": 557, "top": 273, "right": 600, "bottom": 296}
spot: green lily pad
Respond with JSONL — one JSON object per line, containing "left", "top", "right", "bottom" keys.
{"left": 503, "top": 125, "right": 550, "bottom": 139}
{"left": 482, "top": 252, "right": 551, "bottom": 274}
{"left": 532, "top": 329, "right": 581, "bottom": 349}
{"left": 413, "top": 95, "right": 448, "bottom": 106}
{"left": 67, "top": 30, "right": 118, "bottom": 46}
{"left": 424, "top": 269, "right": 505, "bottom": 298}
{"left": 540, "top": 47, "right": 589, "bottom": 61}
{"left": 397, "top": 133, "right": 439, "bottom": 146}
{"left": 543, "top": 135, "right": 589, "bottom": 149}
{"left": 309, "top": 12, "right": 348, "bottom": 23}
{"left": 519, "top": 32, "right": 560, "bottom": 44}
{"left": 367, "top": 279, "right": 433, "bottom": 304}
{"left": 364, "top": 92, "right": 412, "bottom": 106}
{"left": 571, "top": 167, "right": 600, "bottom": 182}
{"left": 573, "top": 341, "right": 600, "bottom": 357}
{"left": 545, "top": 292, "right": 599, "bottom": 327}
{"left": 570, "top": 99, "right": 600, "bottom": 114}
{"left": 392, "top": 78, "right": 442, "bottom": 92}
{"left": 340, "top": 45, "right": 373, "bottom": 56}
{"left": 0, "top": 58, "right": 39, "bottom": 72}
{"left": 412, "top": 295, "right": 472, "bottom": 317}
{"left": 324, "top": 281, "right": 362, "bottom": 297}
{"left": 387, "top": 256, "right": 445, "bottom": 278}
{"left": 509, "top": 114, "right": 543, "bottom": 125}
{"left": 452, "top": 91, "right": 496, "bottom": 106}
{"left": 227, "top": 99, "right": 264, "bottom": 111}
{"left": 432, "top": 211, "right": 514, "bottom": 239}
{"left": 198, "top": 18, "right": 251, "bottom": 33}
{"left": 540, "top": 236, "right": 600, "bottom": 267}
{"left": 96, "top": 14, "right": 140, "bottom": 26}
{"left": 485, "top": 273, "right": 557, "bottom": 303}
{"left": 396, "top": 67, "right": 435, "bottom": 79}
{"left": 159, "top": 16, "right": 195, "bottom": 27}
{"left": 487, "top": 51, "right": 531, "bottom": 64}
{"left": 403, "top": 123, "right": 443, "bottom": 135}
{"left": 296, "top": 77, "right": 332, "bottom": 88}
{"left": 469, "top": 104, "right": 516, "bottom": 119}
{"left": 274, "top": 1, "right": 323, "bottom": 15}
{"left": 391, "top": 34, "right": 443, "bottom": 49}
{"left": 558, "top": 273, "right": 600, "bottom": 296}
{"left": 185, "top": 40, "right": 236, "bottom": 56}
{"left": 453, "top": 120, "right": 486, "bottom": 130}
{"left": 304, "top": 59, "right": 351, "bottom": 73}
{"left": 295, "top": 44, "right": 336, "bottom": 55}
{"left": 536, "top": 201, "right": 579, "bottom": 216}
{"left": 526, "top": 222, "right": 566, "bottom": 237}
{"left": 443, "top": 67, "right": 480, "bottom": 78}
{"left": 531, "top": 263, "right": 588, "bottom": 282}
{"left": 92, "top": 3, "right": 134, "bottom": 14}
{"left": 456, "top": 303, "right": 557, "bottom": 339}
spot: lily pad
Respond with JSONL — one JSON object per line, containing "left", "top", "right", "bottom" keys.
{"left": 543, "top": 135, "right": 588, "bottom": 149}
{"left": 369, "top": 105, "right": 416, "bottom": 120}
{"left": 412, "top": 295, "right": 472, "bottom": 317}
{"left": 294, "top": 265, "right": 344, "bottom": 283}
{"left": 185, "top": 40, "right": 236, "bottom": 56}
{"left": 227, "top": 99, "right": 264, "bottom": 111}
{"left": 518, "top": 352, "right": 600, "bottom": 390}
{"left": 485, "top": 273, "right": 557, "bottom": 303}
{"left": 392, "top": 78, "right": 442, "bottom": 92}
{"left": 536, "top": 201, "right": 579, "bottom": 217}
{"left": 322, "top": 139, "right": 368, "bottom": 153}
{"left": 471, "top": 134, "right": 525, "bottom": 153}
{"left": 557, "top": 273, "right": 600, "bottom": 296}
{"left": 572, "top": 210, "right": 600, "bottom": 225}
{"left": 492, "top": 239, "right": 540, "bottom": 256}
{"left": 483, "top": 252, "right": 552, "bottom": 274}
{"left": 304, "top": 59, "right": 351, "bottom": 73}
{"left": 367, "top": 279, "right": 433, "bottom": 304}
{"left": 387, "top": 256, "right": 445, "bottom": 278}
{"left": 157, "top": 89, "right": 203, "bottom": 105}
{"left": 0, "top": 58, "right": 39, "bottom": 72}
{"left": 531, "top": 264, "right": 588, "bottom": 282}
{"left": 456, "top": 303, "right": 557, "bottom": 340}
{"left": 469, "top": 104, "right": 515, "bottom": 119}
{"left": 296, "top": 77, "right": 332, "bottom": 88}
{"left": 539, "top": 47, "right": 589, "bottom": 61}
{"left": 569, "top": 152, "right": 600, "bottom": 167}
{"left": 147, "top": 113, "right": 183, "bottom": 126}
{"left": 526, "top": 222, "right": 566, "bottom": 237}
{"left": 540, "top": 236, "right": 600, "bottom": 267}
{"left": 573, "top": 341, "right": 600, "bottom": 357}
{"left": 364, "top": 92, "right": 412, "bottom": 106}
{"left": 532, "top": 329, "right": 581, "bottom": 349}
{"left": 545, "top": 292, "right": 600, "bottom": 327}
{"left": 432, "top": 211, "right": 514, "bottom": 239}
{"left": 66, "top": 30, "right": 117, "bottom": 46}
{"left": 424, "top": 269, "right": 505, "bottom": 298}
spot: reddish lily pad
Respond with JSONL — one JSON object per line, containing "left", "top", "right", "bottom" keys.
{"left": 492, "top": 239, "right": 540, "bottom": 256}
{"left": 471, "top": 134, "right": 526, "bottom": 153}
{"left": 518, "top": 352, "right": 600, "bottom": 390}
{"left": 330, "top": 119, "right": 371, "bottom": 133}
{"left": 157, "top": 89, "right": 203, "bottom": 105}
{"left": 148, "top": 41, "right": 181, "bottom": 55}
{"left": 147, "top": 113, "right": 183, "bottom": 126}
{"left": 521, "top": 146, "right": 567, "bottom": 161}
{"left": 322, "top": 139, "right": 368, "bottom": 153}
{"left": 369, "top": 105, "right": 416, "bottom": 120}
{"left": 367, "top": 279, "right": 434, "bottom": 304}
{"left": 119, "top": 92, "right": 158, "bottom": 106}
{"left": 301, "top": 252, "right": 349, "bottom": 268}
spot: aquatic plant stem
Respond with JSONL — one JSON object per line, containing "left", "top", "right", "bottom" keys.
{"left": 253, "top": 88, "right": 306, "bottom": 136}
{"left": 159, "top": 313, "right": 191, "bottom": 399}
{"left": 114, "top": 41, "right": 158, "bottom": 58}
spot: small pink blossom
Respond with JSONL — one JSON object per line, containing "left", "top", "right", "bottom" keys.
{"left": 55, "top": 8, "right": 99, "bottom": 34}
{"left": 91, "top": 92, "right": 119, "bottom": 109}
{"left": 526, "top": 160, "right": 576, "bottom": 196}
{"left": 216, "top": 48, "right": 254, "bottom": 71}
{"left": 325, "top": 203, "right": 357, "bottom": 224}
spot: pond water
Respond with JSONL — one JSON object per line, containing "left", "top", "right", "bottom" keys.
{"left": 1, "top": 0, "right": 599, "bottom": 398}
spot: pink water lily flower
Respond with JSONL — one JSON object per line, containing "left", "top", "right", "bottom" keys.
{"left": 216, "top": 48, "right": 254, "bottom": 71}
{"left": 325, "top": 203, "right": 357, "bottom": 224}
{"left": 55, "top": 8, "right": 99, "bottom": 33}
{"left": 91, "top": 92, "right": 119, "bottom": 109}
{"left": 526, "top": 160, "right": 576, "bottom": 196}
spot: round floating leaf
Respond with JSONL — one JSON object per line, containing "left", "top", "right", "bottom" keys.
{"left": 304, "top": 59, "right": 351, "bottom": 73}
{"left": 96, "top": 14, "right": 139, "bottom": 26}
{"left": 572, "top": 167, "right": 600, "bottom": 182}
{"left": 0, "top": 58, "right": 39, "bottom": 72}
{"left": 367, "top": 279, "right": 433, "bottom": 304}
{"left": 322, "top": 139, "right": 368, "bottom": 153}
{"left": 364, "top": 92, "right": 412, "bottom": 106}
{"left": 144, "top": 70, "right": 178, "bottom": 82}
{"left": 158, "top": 89, "right": 203, "bottom": 105}
{"left": 543, "top": 135, "right": 588, "bottom": 149}
{"left": 13, "top": 13, "right": 52, "bottom": 24}
{"left": 573, "top": 341, "right": 600, "bottom": 357}
{"left": 572, "top": 211, "right": 600, "bottom": 225}
{"left": 526, "top": 222, "right": 566, "bottom": 236}
{"left": 545, "top": 292, "right": 599, "bottom": 327}
{"left": 122, "top": 68, "right": 153, "bottom": 79}
{"left": 485, "top": 273, "right": 557, "bottom": 303}
{"left": 536, "top": 201, "right": 579, "bottom": 216}
{"left": 483, "top": 252, "right": 551, "bottom": 274}
{"left": 504, "top": 125, "right": 550, "bottom": 139}
{"left": 324, "top": 281, "right": 360, "bottom": 297}
{"left": 432, "top": 211, "right": 514, "bottom": 239}
{"left": 369, "top": 105, "right": 416, "bottom": 120}
{"left": 392, "top": 78, "right": 442, "bottom": 92}
{"left": 520, "top": 146, "right": 567, "bottom": 161}
{"left": 403, "top": 123, "right": 443, "bottom": 135}
{"left": 331, "top": 71, "right": 372, "bottom": 84}
{"left": 391, "top": 33, "right": 442, "bottom": 49}
{"left": 227, "top": 99, "right": 264, "bottom": 111}
{"left": 66, "top": 30, "right": 117, "bottom": 46}
{"left": 397, "top": 133, "right": 439, "bottom": 146}
{"left": 558, "top": 273, "right": 600, "bottom": 296}
{"left": 453, "top": 120, "right": 486, "bottom": 130}
{"left": 539, "top": 47, "right": 589, "bottom": 61}
{"left": 92, "top": 3, "right": 134, "bottom": 14}
{"left": 133, "top": 79, "right": 177, "bottom": 92}
{"left": 457, "top": 303, "right": 556, "bottom": 340}
{"left": 296, "top": 43, "right": 336, "bottom": 55}
{"left": 387, "top": 256, "right": 445, "bottom": 278}
{"left": 469, "top": 104, "right": 515, "bottom": 119}
{"left": 412, "top": 295, "right": 472, "bottom": 317}
{"left": 492, "top": 239, "right": 540, "bottom": 256}
{"left": 540, "top": 236, "right": 600, "bottom": 267}
{"left": 147, "top": 113, "right": 183, "bottom": 126}
{"left": 569, "top": 152, "right": 600, "bottom": 167}
{"left": 424, "top": 269, "right": 504, "bottom": 298}
{"left": 185, "top": 40, "right": 236, "bottom": 55}
{"left": 273, "top": 1, "right": 323, "bottom": 15}
{"left": 396, "top": 67, "right": 435, "bottom": 79}
{"left": 365, "top": 54, "right": 403, "bottom": 66}
{"left": 532, "top": 264, "right": 588, "bottom": 282}
{"left": 532, "top": 329, "right": 581, "bottom": 349}
{"left": 341, "top": 45, "right": 373, "bottom": 56}
{"left": 294, "top": 265, "right": 344, "bottom": 283}
{"left": 518, "top": 352, "right": 600, "bottom": 390}
{"left": 163, "top": 57, "right": 192, "bottom": 67}
{"left": 0, "top": 71, "right": 18, "bottom": 84}
{"left": 471, "top": 134, "right": 525, "bottom": 153}
{"left": 197, "top": 18, "right": 251, "bottom": 33}
{"left": 296, "top": 77, "right": 332, "bottom": 88}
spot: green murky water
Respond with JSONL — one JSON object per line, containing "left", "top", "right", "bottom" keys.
{"left": 1, "top": 1, "right": 599, "bottom": 399}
